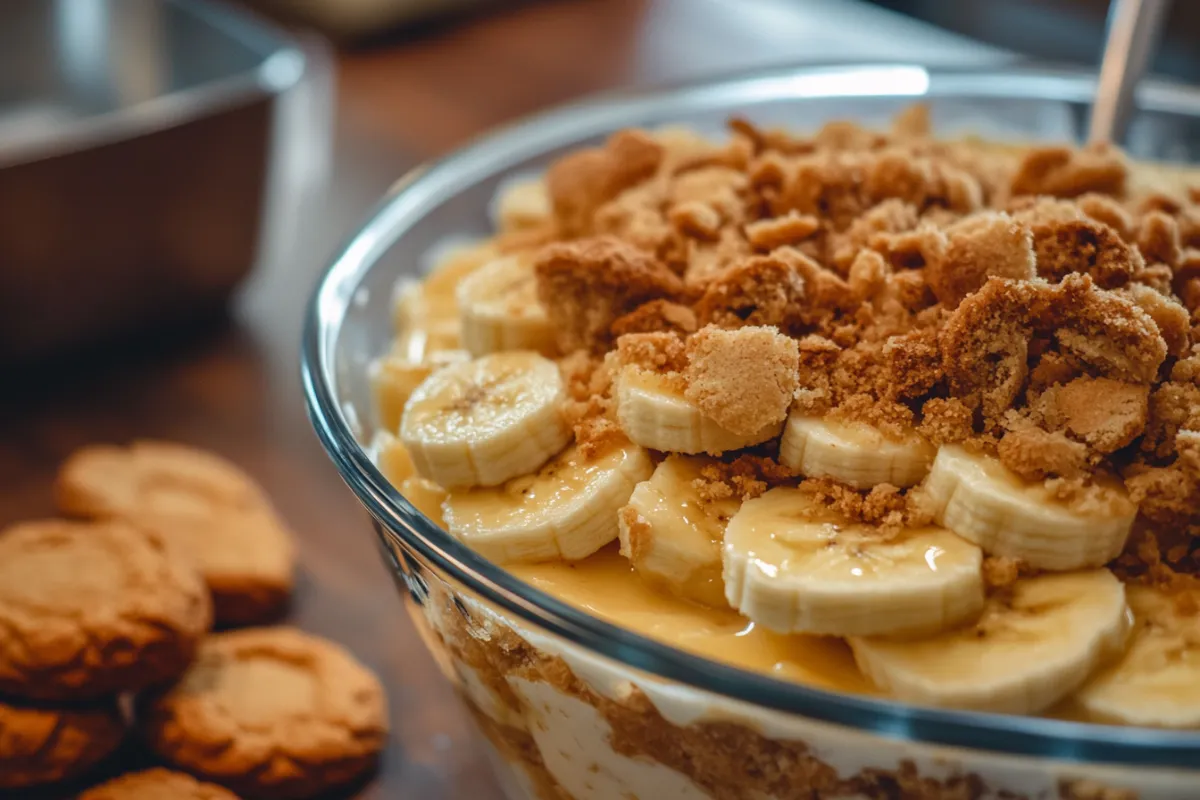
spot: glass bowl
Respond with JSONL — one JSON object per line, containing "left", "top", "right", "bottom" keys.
{"left": 303, "top": 64, "right": 1200, "bottom": 799}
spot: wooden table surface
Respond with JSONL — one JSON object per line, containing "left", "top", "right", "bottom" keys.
{"left": 0, "top": 2, "right": 994, "bottom": 797}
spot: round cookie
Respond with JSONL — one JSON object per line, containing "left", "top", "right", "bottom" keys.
{"left": 56, "top": 441, "right": 297, "bottom": 626}
{"left": 0, "top": 519, "right": 211, "bottom": 701}
{"left": 0, "top": 696, "right": 124, "bottom": 790}
{"left": 140, "top": 627, "right": 388, "bottom": 799}
{"left": 80, "top": 768, "right": 241, "bottom": 799}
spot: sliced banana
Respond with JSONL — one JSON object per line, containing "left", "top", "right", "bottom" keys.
{"left": 392, "top": 240, "right": 497, "bottom": 335}
{"left": 723, "top": 487, "right": 984, "bottom": 637}
{"left": 615, "top": 366, "right": 783, "bottom": 455}
{"left": 779, "top": 414, "right": 935, "bottom": 489}
{"left": 456, "top": 254, "right": 556, "bottom": 357}
{"left": 618, "top": 455, "right": 739, "bottom": 608}
{"left": 371, "top": 431, "right": 449, "bottom": 527}
{"left": 400, "top": 351, "right": 571, "bottom": 488}
{"left": 491, "top": 177, "right": 551, "bottom": 231}
{"left": 924, "top": 445, "right": 1137, "bottom": 571}
{"left": 1075, "top": 584, "right": 1200, "bottom": 728}
{"left": 851, "top": 569, "right": 1131, "bottom": 715}
{"left": 444, "top": 441, "right": 652, "bottom": 563}
{"left": 371, "top": 350, "right": 471, "bottom": 433}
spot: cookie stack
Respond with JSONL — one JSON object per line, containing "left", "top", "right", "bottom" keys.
{"left": 0, "top": 442, "right": 389, "bottom": 799}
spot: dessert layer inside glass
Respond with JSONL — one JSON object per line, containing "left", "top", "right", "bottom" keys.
{"left": 372, "top": 107, "right": 1200, "bottom": 728}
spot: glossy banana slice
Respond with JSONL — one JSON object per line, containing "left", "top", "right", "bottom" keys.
{"left": 371, "top": 431, "right": 449, "bottom": 528}
{"left": 370, "top": 350, "right": 471, "bottom": 433}
{"left": 491, "top": 176, "right": 551, "bottom": 231}
{"left": 444, "top": 441, "right": 652, "bottom": 563}
{"left": 618, "top": 455, "right": 739, "bottom": 608}
{"left": 1075, "top": 584, "right": 1200, "bottom": 728}
{"left": 456, "top": 254, "right": 556, "bottom": 356}
{"left": 615, "top": 367, "right": 783, "bottom": 455}
{"left": 392, "top": 282, "right": 462, "bottom": 358}
{"left": 924, "top": 445, "right": 1137, "bottom": 571}
{"left": 779, "top": 415, "right": 935, "bottom": 489}
{"left": 851, "top": 569, "right": 1131, "bottom": 715}
{"left": 723, "top": 487, "right": 985, "bottom": 637}
{"left": 400, "top": 351, "right": 571, "bottom": 488}
{"left": 392, "top": 240, "right": 497, "bottom": 335}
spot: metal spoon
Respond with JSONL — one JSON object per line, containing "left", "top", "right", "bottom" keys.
{"left": 1088, "top": 0, "right": 1172, "bottom": 144}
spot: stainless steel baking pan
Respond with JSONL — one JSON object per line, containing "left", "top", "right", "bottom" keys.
{"left": 0, "top": 0, "right": 331, "bottom": 362}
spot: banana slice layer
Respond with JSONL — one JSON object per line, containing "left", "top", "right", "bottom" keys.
{"left": 1075, "top": 584, "right": 1200, "bottom": 728}
{"left": 924, "top": 445, "right": 1137, "bottom": 571}
{"left": 779, "top": 415, "right": 935, "bottom": 489}
{"left": 371, "top": 350, "right": 471, "bottom": 433}
{"left": 400, "top": 351, "right": 571, "bottom": 488}
{"left": 619, "top": 455, "right": 739, "bottom": 608}
{"left": 457, "top": 254, "right": 556, "bottom": 357}
{"left": 372, "top": 431, "right": 450, "bottom": 528}
{"left": 723, "top": 487, "right": 985, "bottom": 637}
{"left": 445, "top": 441, "right": 653, "bottom": 563}
{"left": 616, "top": 367, "right": 783, "bottom": 455}
{"left": 851, "top": 569, "right": 1131, "bottom": 715}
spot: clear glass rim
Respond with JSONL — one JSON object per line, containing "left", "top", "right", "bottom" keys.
{"left": 302, "top": 62, "right": 1200, "bottom": 769}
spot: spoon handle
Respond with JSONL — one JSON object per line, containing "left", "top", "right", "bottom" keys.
{"left": 1089, "top": 0, "right": 1172, "bottom": 144}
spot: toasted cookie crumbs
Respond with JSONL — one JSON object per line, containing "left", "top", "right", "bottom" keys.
{"left": 615, "top": 331, "right": 688, "bottom": 374}
{"left": 1121, "top": 282, "right": 1192, "bottom": 355}
{"left": 611, "top": 299, "right": 698, "bottom": 338}
{"left": 534, "top": 236, "right": 684, "bottom": 352}
{"left": 1030, "top": 217, "right": 1139, "bottom": 288}
{"left": 1010, "top": 143, "right": 1127, "bottom": 198}
{"left": 693, "top": 251, "right": 808, "bottom": 330}
{"left": 693, "top": 454, "right": 795, "bottom": 502}
{"left": 529, "top": 116, "right": 1200, "bottom": 581}
{"left": 981, "top": 556, "right": 1030, "bottom": 593}
{"left": 997, "top": 426, "right": 1089, "bottom": 481}
{"left": 926, "top": 212, "right": 1035, "bottom": 306}
{"left": 1138, "top": 209, "right": 1183, "bottom": 268}
{"left": 745, "top": 211, "right": 820, "bottom": 251}
{"left": 1032, "top": 377, "right": 1150, "bottom": 453}
{"left": 546, "top": 129, "right": 664, "bottom": 236}
{"left": 1076, "top": 192, "right": 1135, "bottom": 239}
{"left": 683, "top": 325, "right": 799, "bottom": 436}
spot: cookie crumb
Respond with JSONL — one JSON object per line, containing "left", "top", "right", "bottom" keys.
{"left": 745, "top": 211, "right": 820, "bottom": 251}
{"left": 693, "top": 250, "right": 809, "bottom": 330}
{"left": 683, "top": 325, "right": 799, "bottom": 436}
{"left": 1031, "top": 217, "right": 1138, "bottom": 288}
{"left": 535, "top": 236, "right": 683, "bottom": 352}
{"left": 1010, "top": 144, "right": 1127, "bottom": 198}
{"left": 926, "top": 212, "right": 1035, "bottom": 306}
{"left": 1034, "top": 376, "right": 1149, "bottom": 453}
{"left": 546, "top": 129, "right": 664, "bottom": 236}
{"left": 997, "top": 426, "right": 1089, "bottom": 481}
{"left": 611, "top": 299, "right": 698, "bottom": 338}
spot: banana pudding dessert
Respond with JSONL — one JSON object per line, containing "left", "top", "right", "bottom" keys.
{"left": 370, "top": 107, "right": 1200, "bottom": 797}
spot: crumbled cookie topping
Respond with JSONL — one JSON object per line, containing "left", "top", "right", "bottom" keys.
{"left": 529, "top": 109, "right": 1200, "bottom": 583}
